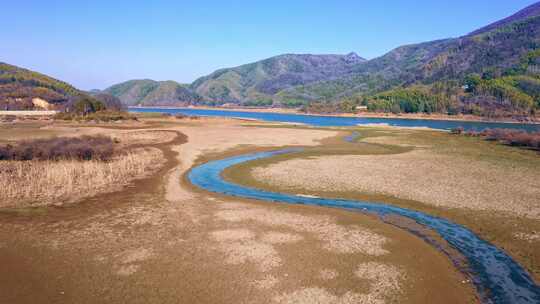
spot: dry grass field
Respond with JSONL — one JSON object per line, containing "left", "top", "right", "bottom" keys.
{"left": 0, "top": 148, "right": 163, "bottom": 208}
{"left": 0, "top": 119, "right": 179, "bottom": 208}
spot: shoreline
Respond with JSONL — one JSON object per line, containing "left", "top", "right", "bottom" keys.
{"left": 129, "top": 105, "right": 540, "bottom": 125}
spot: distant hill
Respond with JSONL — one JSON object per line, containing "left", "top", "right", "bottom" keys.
{"left": 0, "top": 62, "right": 85, "bottom": 110}
{"left": 190, "top": 53, "right": 366, "bottom": 105}
{"left": 103, "top": 79, "right": 201, "bottom": 106}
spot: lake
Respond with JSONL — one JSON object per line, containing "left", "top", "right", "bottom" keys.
{"left": 129, "top": 107, "right": 540, "bottom": 132}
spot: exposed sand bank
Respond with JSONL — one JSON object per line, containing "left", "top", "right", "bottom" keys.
{"left": 224, "top": 126, "right": 540, "bottom": 283}
{"left": 251, "top": 150, "right": 540, "bottom": 219}
{"left": 0, "top": 118, "right": 476, "bottom": 303}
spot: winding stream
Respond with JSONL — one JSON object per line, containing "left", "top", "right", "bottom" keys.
{"left": 188, "top": 149, "right": 540, "bottom": 304}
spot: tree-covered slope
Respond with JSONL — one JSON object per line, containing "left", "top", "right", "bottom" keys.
{"left": 190, "top": 53, "right": 365, "bottom": 105}
{"left": 0, "top": 63, "right": 128, "bottom": 112}
{"left": 283, "top": 13, "right": 540, "bottom": 103}
{"left": 0, "top": 62, "right": 85, "bottom": 110}
{"left": 104, "top": 79, "right": 201, "bottom": 106}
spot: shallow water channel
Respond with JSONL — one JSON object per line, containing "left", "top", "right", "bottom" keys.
{"left": 188, "top": 149, "right": 540, "bottom": 304}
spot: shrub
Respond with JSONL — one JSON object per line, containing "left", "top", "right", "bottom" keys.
{"left": 465, "top": 128, "right": 540, "bottom": 150}
{"left": 72, "top": 97, "right": 106, "bottom": 114}
{"left": 450, "top": 127, "right": 464, "bottom": 135}
{"left": 84, "top": 110, "right": 136, "bottom": 122}
{"left": 54, "top": 110, "right": 136, "bottom": 122}
{"left": 0, "top": 136, "right": 115, "bottom": 161}
{"left": 93, "top": 93, "right": 125, "bottom": 111}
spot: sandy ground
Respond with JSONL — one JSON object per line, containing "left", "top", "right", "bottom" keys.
{"left": 224, "top": 126, "right": 540, "bottom": 282}
{"left": 251, "top": 149, "right": 540, "bottom": 219}
{"left": 0, "top": 118, "right": 476, "bottom": 303}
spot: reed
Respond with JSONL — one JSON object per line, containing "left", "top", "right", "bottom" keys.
{"left": 0, "top": 148, "right": 163, "bottom": 208}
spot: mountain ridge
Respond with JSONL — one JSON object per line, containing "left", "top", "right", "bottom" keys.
{"left": 188, "top": 52, "right": 367, "bottom": 105}
{"left": 106, "top": 2, "right": 540, "bottom": 111}
{"left": 4, "top": 2, "right": 539, "bottom": 119}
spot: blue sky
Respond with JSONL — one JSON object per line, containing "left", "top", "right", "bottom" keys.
{"left": 1, "top": 0, "right": 537, "bottom": 90}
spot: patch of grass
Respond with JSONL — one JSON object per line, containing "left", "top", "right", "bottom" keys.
{"left": 0, "top": 147, "right": 163, "bottom": 208}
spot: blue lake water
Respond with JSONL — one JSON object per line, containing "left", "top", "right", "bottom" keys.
{"left": 188, "top": 150, "right": 540, "bottom": 304}
{"left": 130, "top": 107, "right": 540, "bottom": 132}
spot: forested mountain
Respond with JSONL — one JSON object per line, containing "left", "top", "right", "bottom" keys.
{"left": 103, "top": 79, "right": 201, "bottom": 106}
{"left": 171, "top": 2, "right": 536, "bottom": 111}
{"left": 283, "top": 6, "right": 540, "bottom": 104}
{"left": 264, "top": 2, "right": 540, "bottom": 118}
{"left": 189, "top": 53, "right": 365, "bottom": 105}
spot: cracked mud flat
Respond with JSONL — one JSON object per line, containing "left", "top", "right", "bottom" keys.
{"left": 0, "top": 118, "right": 476, "bottom": 303}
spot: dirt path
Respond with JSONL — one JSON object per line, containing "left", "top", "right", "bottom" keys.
{"left": 0, "top": 118, "right": 477, "bottom": 303}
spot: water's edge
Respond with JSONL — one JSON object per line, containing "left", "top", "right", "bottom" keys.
{"left": 188, "top": 149, "right": 540, "bottom": 304}
{"left": 130, "top": 107, "right": 540, "bottom": 132}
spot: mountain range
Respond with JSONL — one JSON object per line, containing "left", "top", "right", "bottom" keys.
{"left": 102, "top": 2, "right": 540, "bottom": 112}
{"left": 2, "top": 2, "right": 539, "bottom": 118}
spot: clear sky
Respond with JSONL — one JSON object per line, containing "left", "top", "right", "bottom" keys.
{"left": 1, "top": 0, "right": 537, "bottom": 90}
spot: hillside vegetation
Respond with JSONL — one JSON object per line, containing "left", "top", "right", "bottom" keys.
{"left": 104, "top": 79, "right": 201, "bottom": 106}
{"left": 355, "top": 49, "right": 540, "bottom": 119}
{"left": 189, "top": 53, "right": 365, "bottom": 105}
{"left": 289, "top": 9, "right": 540, "bottom": 118}
{"left": 0, "top": 63, "right": 125, "bottom": 114}
{"left": 0, "top": 62, "right": 82, "bottom": 110}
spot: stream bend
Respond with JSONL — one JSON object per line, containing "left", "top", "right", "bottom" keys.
{"left": 188, "top": 149, "right": 540, "bottom": 304}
